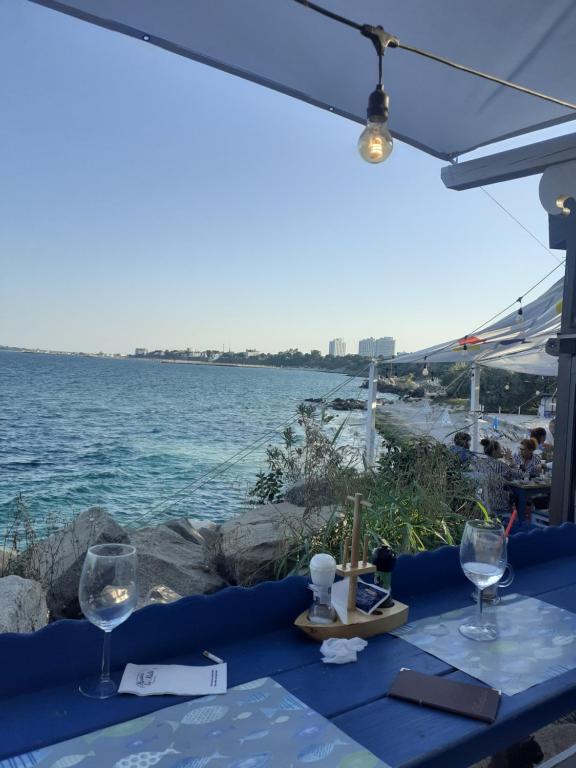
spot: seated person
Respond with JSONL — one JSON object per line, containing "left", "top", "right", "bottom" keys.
{"left": 474, "top": 439, "right": 522, "bottom": 518}
{"left": 513, "top": 438, "right": 542, "bottom": 478}
{"left": 449, "top": 431, "right": 472, "bottom": 464}
{"left": 530, "top": 427, "right": 547, "bottom": 450}
{"left": 530, "top": 425, "right": 554, "bottom": 460}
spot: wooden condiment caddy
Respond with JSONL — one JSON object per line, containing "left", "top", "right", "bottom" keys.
{"left": 295, "top": 493, "right": 409, "bottom": 641}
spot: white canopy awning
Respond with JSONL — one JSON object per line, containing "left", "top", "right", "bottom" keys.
{"left": 29, "top": 0, "right": 576, "bottom": 160}
{"left": 393, "top": 278, "right": 563, "bottom": 376}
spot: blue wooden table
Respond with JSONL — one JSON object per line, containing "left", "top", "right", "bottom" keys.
{"left": 507, "top": 480, "right": 551, "bottom": 523}
{"left": 2, "top": 525, "right": 576, "bottom": 768}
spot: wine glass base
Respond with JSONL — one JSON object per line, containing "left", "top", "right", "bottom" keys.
{"left": 79, "top": 678, "right": 118, "bottom": 699}
{"left": 459, "top": 622, "right": 498, "bottom": 642}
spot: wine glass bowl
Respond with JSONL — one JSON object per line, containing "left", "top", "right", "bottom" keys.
{"left": 459, "top": 520, "right": 506, "bottom": 642}
{"left": 79, "top": 543, "right": 138, "bottom": 698}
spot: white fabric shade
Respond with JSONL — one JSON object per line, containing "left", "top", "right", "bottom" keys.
{"left": 393, "top": 278, "right": 563, "bottom": 375}
{"left": 29, "top": 0, "right": 576, "bottom": 160}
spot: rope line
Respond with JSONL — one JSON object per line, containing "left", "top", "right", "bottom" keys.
{"left": 140, "top": 361, "right": 372, "bottom": 521}
{"left": 479, "top": 187, "right": 564, "bottom": 265}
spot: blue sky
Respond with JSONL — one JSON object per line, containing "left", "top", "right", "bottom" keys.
{"left": 0, "top": 0, "right": 570, "bottom": 355}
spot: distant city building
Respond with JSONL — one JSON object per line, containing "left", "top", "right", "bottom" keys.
{"left": 328, "top": 338, "right": 346, "bottom": 357}
{"left": 358, "top": 338, "right": 375, "bottom": 357}
{"left": 358, "top": 337, "right": 396, "bottom": 358}
{"left": 244, "top": 349, "right": 260, "bottom": 358}
{"left": 134, "top": 348, "right": 148, "bottom": 356}
{"left": 375, "top": 337, "right": 395, "bottom": 358}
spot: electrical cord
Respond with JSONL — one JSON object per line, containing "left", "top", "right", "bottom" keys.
{"left": 398, "top": 259, "right": 565, "bottom": 366}
{"left": 294, "top": 0, "right": 362, "bottom": 31}
{"left": 292, "top": 0, "right": 576, "bottom": 113}
{"left": 396, "top": 42, "right": 576, "bottom": 112}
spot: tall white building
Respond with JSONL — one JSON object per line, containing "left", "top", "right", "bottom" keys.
{"left": 328, "top": 338, "right": 346, "bottom": 357}
{"left": 375, "top": 337, "right": 395, "bottom": 358}
{"left": 358, "top": 337, "right": 396, "bottom": 358}
{"left": 358, "top": 338, "right": 375, "bottom": 357}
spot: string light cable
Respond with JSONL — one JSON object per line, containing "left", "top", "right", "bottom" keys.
{"left": 292, "top": 0, "right": 576, "bottom": 165}
{"left": 468, "top": 260, "right": 565, "bottom": 335}
{"left": 293, "top": 0, "right": 576, "bottom": 113}
{"left": 399, "top": 258, "right": 565, "bottom": 366}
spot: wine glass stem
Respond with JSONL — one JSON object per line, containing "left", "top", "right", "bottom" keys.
{"left": 100, "top": 629, "right": 112, "bottom": 683}
{"left": 477, "top": 588, "right": 485, "bottom": 626}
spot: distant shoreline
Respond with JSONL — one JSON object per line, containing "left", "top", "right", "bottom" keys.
{"left": 160, "top": 358, "right": 280, "bottom": 370}
{"left": 1, "top": 348, "right": 361, "bottom": 378}
{"left": 158, "top": 359, "right": 360, "bottom": 376}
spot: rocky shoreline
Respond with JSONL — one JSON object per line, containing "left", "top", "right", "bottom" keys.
{"left": 0, "top": 501, "right": 335, "bottom": 633}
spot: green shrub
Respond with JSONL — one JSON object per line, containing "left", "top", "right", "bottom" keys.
{"left": 268, "top": 414, "right": 479, "bottom": 578}
{"left": 249, "top": 404, "right": 358, "bottom": 506}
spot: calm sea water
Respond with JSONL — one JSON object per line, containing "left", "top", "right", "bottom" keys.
{"left": 0, "top": 351, "right": 364, "bottom": 533}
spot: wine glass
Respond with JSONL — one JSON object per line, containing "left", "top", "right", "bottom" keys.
{"left": 459, "top": 520, "right": 506, "bottom": 642}
{"left": 79, "top": 543, "right": 138, "bottom": 698}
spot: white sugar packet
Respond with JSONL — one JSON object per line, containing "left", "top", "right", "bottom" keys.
{"left": 119, "top": 663, "right": 227, "bottom": 696}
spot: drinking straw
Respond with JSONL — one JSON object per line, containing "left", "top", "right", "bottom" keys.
{"left": 505, "top": 508, "right": 518, "bottom": 537}
{"left": 203, "top": 650, "right": 225, "bottom": 664}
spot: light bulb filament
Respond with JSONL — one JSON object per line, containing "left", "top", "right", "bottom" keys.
{"left": 358, "top": 122, "right": 393, "bottom": 164}
{"left": 368, "top": 135, "right": 384, "bottom": 160}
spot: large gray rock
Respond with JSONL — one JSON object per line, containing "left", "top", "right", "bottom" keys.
{"left": 0, "top": 576, "right": 48, "bottom": 633}
{"left": 24, "top": 507, "right": 129, "bottom": 620}
{"left": 216, "top": 502, "right": 335, "bottom": 586}
{"left": 129, "top": 523, "right": 226, "bottom": 607}
{"left": 284, "top": 478, "right": 337, "bottom": 508}
{"left": 163, "top": 517, "right": 202, "bottom": 543}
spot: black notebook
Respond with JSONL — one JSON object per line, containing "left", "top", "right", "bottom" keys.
{"left": 389, "top": 668, "right": 501, "bottom": 723}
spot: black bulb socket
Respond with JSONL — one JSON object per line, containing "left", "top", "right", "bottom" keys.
{"left": 367, "top": 85, "right": 389, "bottom": 122}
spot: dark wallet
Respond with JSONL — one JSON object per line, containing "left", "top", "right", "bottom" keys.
{"left": 389, "top": 668, "right": 501, "bottom": 723}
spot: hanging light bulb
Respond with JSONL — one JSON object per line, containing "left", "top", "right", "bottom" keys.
{"left": 357, "top": 27, "right": 396, "bottom": 165}
{"left": 358, "top": 85, "right": 393, "bottom": 163}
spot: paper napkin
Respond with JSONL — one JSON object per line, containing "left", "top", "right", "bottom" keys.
{"left": 320, "top": 637, "right": 368, "bottom": 664}
{"left": 119, "top": 663, "right": 227, "bottom": 696}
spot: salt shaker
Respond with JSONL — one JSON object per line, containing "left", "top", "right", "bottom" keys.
{"left": 308, "top": 553, "right": 337, "bottom": 625}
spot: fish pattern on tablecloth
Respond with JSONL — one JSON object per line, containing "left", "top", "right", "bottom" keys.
{"left": 0, "top": 678, "right": 389, "bottom": 768}
{"left": 392, "top": 593, "right": 576, "bottom": 696}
